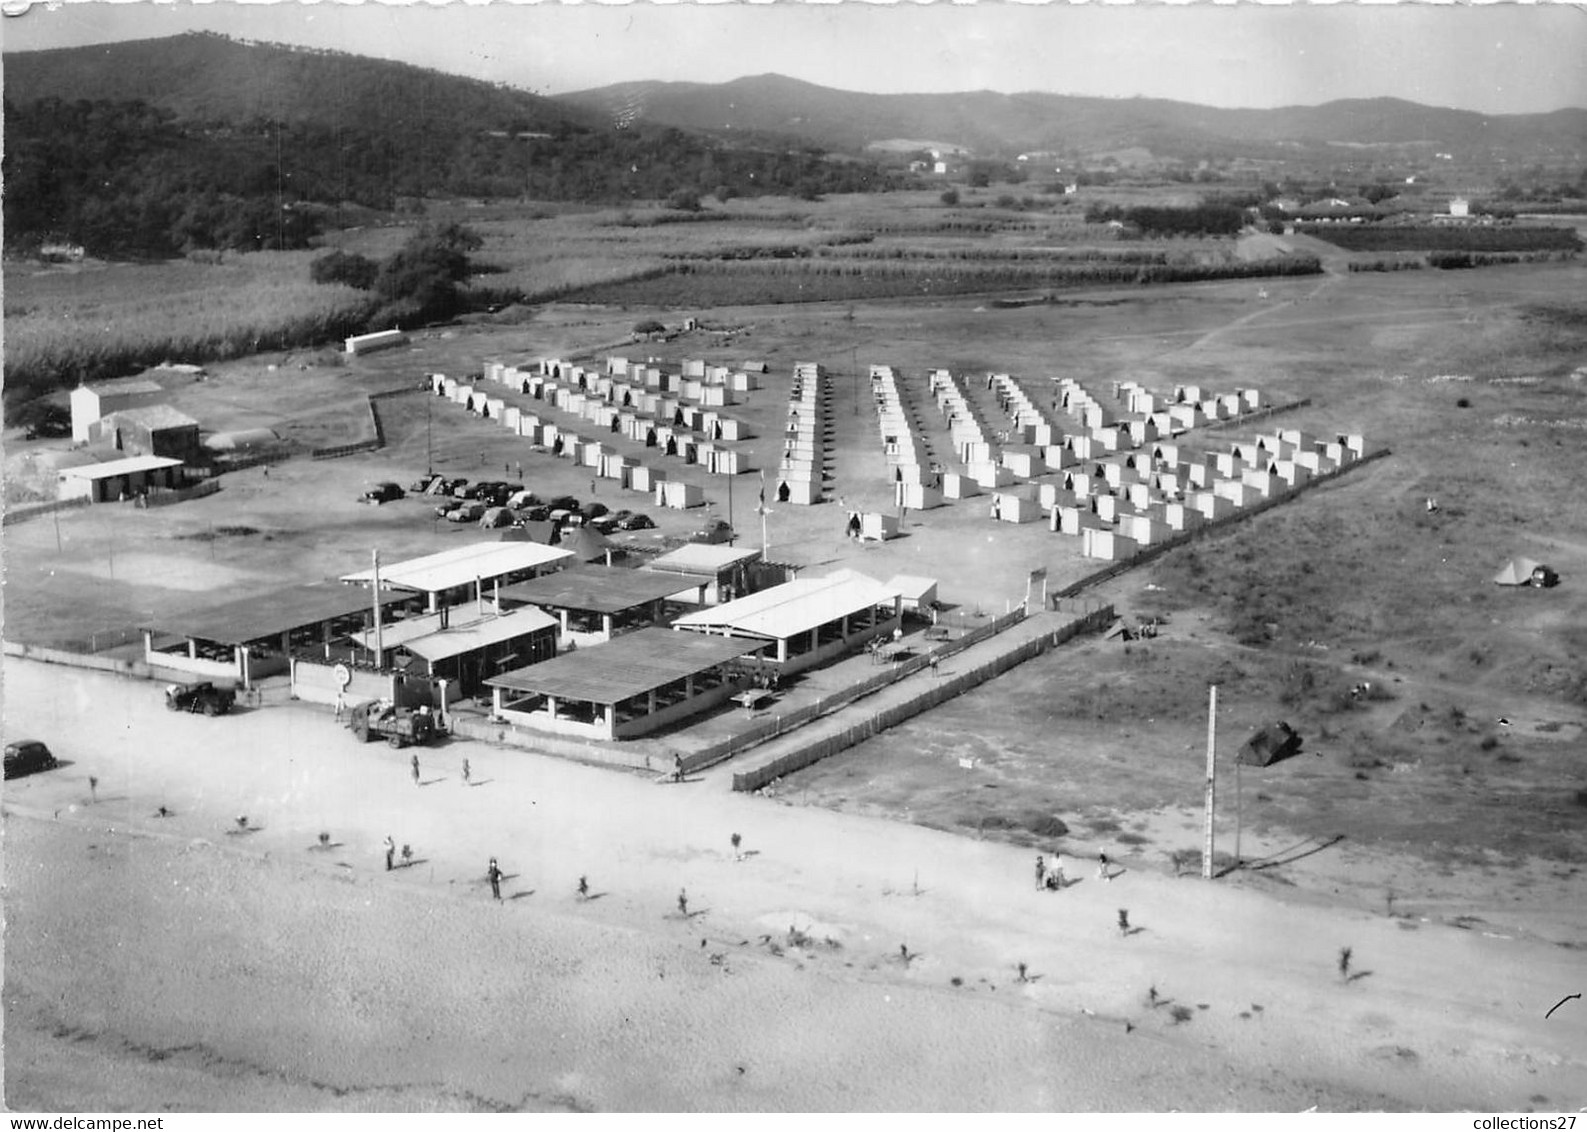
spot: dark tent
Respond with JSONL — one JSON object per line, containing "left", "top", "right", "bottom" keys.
{"left": 1238, "top": 721, "right": 1303, "bottom": 767}
{"left": 501, "top": 520, "right": 560, "bottom": 546}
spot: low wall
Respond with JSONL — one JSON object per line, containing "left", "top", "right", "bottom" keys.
{"left": 730, "top": 604, "right": 1113, "bottom": 792}
{"left": 447, "top": 716, "right": 661, "bottom": 772}
{"left": 3, "top": 639, "right": 150, "bottom": 678}
{"left": 291, "top": 658, "right": 401, "bottom": 707}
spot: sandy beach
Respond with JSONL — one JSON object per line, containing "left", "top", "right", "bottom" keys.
{"left": 4, "top": 657, "right": 1584, "bottom": 1112}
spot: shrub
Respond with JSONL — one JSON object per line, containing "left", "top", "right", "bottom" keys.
{"left": 309, "top": 249, "right": 378, "bottom": 290}
{"left": 940, "top": 189, "right": 960, "bottom": 207}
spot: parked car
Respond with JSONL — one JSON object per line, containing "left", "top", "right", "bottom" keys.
{"left": 506, "top": 489, "right": 542, "bottom": 510}
{"left": 435, "top": 501, "right": 463, "bottom": 519}
{"left": 4, "top": 739, "right": 58, "bottom": 780}
{"left": 451, "top": 480, "right": 476, "bottom": 499}
{"left": 409, "top": 473, "right": 442, "bottom": 494}
{"left": 689, "top": 518, "right": 735, "bottom": 544}
{"left": 518, "top": 504, "right": 552, "bottom": 522}
{"left": 591, "top": 515, "right": 623, "bottom": 534}
{"left": 547, "top": 495, "right": 580, "bottom": 513}
{"left": 618, "top": 513, "right": 657, "bottom": 531}
{"left": 447, "top": 501, "right": 487, "bottom": 523}
{"left": 430, "top": 477, "right": 466, "bottom": 496}
{"left": 164, "top": 680, "right": 238, "bottom": 716}
{"left": 361, "top": 482, "right": 405, "bottom": 505}
{"left": 479, "top": 506, "right": 514, "bottom": 529}
{"left": 584, "top": 502, "right": 610, "bottom": 520}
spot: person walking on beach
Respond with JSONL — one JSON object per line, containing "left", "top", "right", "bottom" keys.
{"left": 677, "top": 888, "right": 689, "bottom": 917}
{"left": 1049, "top": 853, "right": 1066, "bottom": 891}
{"left": 673, "top": 754, "right": 685, "bottom": 783}
{"left": 731, "top": 833, "right": 743, "bottom": 862}
{"left": 461, "top": 757, "right": 471, "bottom": 786}
{"left": 487, "top": 857, "right": 503, "bottom": 901}
{"left": 1097, "top": 851, "right": 1110, "bottom": 883}
{"left": 410, "top": 753, "right": 421, "bottom": 787}
{"left": 577, "top": 875, "right": 590, "bottom": 900}
{"left": 1035, "top": 855, "right": 1047, "bottom": 891}
{"left": 384, "top": 836, "right": 396, "bottom": 872}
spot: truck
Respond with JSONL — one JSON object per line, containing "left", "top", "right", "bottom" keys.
{"left": 348, "top": 701, "right": 436, "bottom": 749}
{"left": 165, "top": 681, "right": 238, "bottom": 716}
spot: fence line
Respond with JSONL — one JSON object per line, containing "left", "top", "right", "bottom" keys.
{"left": 3, "top": 497, "right": 91, "bottom": 527}
{"left": 683, "top": 606, "right": 1028, "bottom": 773}
{"left": 1200, "top": 397, "right": 1312, "bottom": 432}
{"left": 730, "top": 604, "right": 1113, "bottom": 792}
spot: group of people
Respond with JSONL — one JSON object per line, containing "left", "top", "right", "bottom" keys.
{"left": 1035, "top": 851, "right": 1113, "bottom": 892}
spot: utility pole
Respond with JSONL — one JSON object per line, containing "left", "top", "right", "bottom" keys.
{"left": 1203, "top": 683, "right": 1217, "bottom": 880}
{"left": 371, "top": 549, "right": 385, "bottom": 663}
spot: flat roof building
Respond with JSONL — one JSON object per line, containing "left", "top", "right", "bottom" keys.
{"left": 58, "top": 455, "right": 184, "bottom": 503}
{"left": 355, "top": 607, "right": 559, "bottom": 698}
{"left": 341, "top": 542, "right": 575, "bottom": 612}
{"left": 672, "top": 571, "right": 901, "bottom": 675}
{"left": 487, "top": 626, "right": 764, "bottom": 740}
{"left": 644, "top": 543, "right": 762, "bottom": 604}
{"left": 144, "top": 582, "right": 416, "bottom": 688}
{"left": 496, "top": 566, "right": 700, "bottom": 644}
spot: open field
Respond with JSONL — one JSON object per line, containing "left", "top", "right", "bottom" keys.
{"left": 5, "top": 229, "right": 1587, "bottom": 1109}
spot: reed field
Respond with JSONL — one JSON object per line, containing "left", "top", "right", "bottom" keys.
{"left": 3, "top": 252, "right": 374, "bottom": 405}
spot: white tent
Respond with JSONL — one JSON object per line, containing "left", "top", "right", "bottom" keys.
{"left": 1492, "top": 557, "right": 1547, "bottom": 586}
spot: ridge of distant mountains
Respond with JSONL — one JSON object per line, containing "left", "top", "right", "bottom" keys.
{"left": 6, "top": 31, "right": 1584, "bottom": 178}
{"left": 557, "top": 73, "right": 1587, "bottom": 163}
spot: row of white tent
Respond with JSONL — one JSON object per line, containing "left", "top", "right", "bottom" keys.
{"left": 870, "top": 366, "right": 946, "bottom": 511}
{"left": 603, "top": 355, "right": 764, "bottom": 396}
{"left": 427, "top": 370, "right": 717, "bottom": 510}
{"left": 776, "top": 363, "right": 828, "bottom": 505}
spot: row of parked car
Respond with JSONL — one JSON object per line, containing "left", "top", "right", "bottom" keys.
{"left": 362, "top": 474, "right": 658, "bottom": 534}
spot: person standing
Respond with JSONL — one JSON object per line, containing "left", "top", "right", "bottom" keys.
{"left": 677, "top": 888, "right": 689, "bottom": 917}
{"left": 1050, "top": 853, "right": 1066, "bottom": 891}
{"left": 1097, "top": 851, "right": 1110, "bottom": 883}
{"left": 411, "top": 753, "right": 421, "bottom": 787}
{"left": 673, "top": 754, "right": 685, "bottom": 784}
{"left": 1035, "top": 855, "right": 1046, "bottom": 892}
{"left": 462, "top": 757, "right": 471, "bottom": 787}
{"left": 384, "top": 836, "right": 396, "bottom": 872}
{"left": 487, "top": 857, "right": 503, "bottom": 901}
{"left": 731, "top": 833, "right": 743, "bottom": 862}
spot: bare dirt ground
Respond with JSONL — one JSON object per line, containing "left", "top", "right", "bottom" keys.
{"left": 4, "top": 661, "right": 1584, "bottom": 1112}
{"left": 5, "top": 257, "right": 1587, "bottom": 1110}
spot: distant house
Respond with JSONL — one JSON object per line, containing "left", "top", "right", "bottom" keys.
{"left": 70, "top": 378, "right": 166, "bottom": 444}
{"left": 104, "top": 404, "right": 202, "bottom": 462}
{"left": 1449, "top": 197, "right": 1470, "bottom": 218}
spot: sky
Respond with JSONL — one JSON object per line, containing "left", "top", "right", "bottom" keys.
{"left": 4, "top": 1, "right": 1586, "bottom": 115}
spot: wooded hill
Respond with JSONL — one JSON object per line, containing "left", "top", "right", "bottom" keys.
{"left": 1, "top": 33, "right": 901, "bottom": 258}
